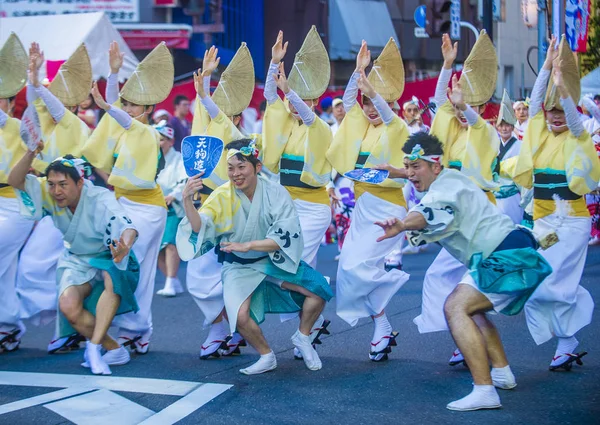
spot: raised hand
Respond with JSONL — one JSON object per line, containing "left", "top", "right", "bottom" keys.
{"left": 271, "top": 30, "right": 288, "bottom": 64}
{"left": 356, "top": 69, "right": 375, "bottom": 99}
{"left": 355, "top": 40, "right": 371, "bottom": 72}
{"left": 374, "top": 217, "right": 404, "bottom": 242}
{"left": 29, "top": 42, "right": 44, "bottom": 71}
{"left": 109, "top": 41, "right": 124, "bottom": 74}
{"left": 441, "top": 33, "right": 458, "bottom": 68}
{"left": 202, "top": 46, "right": 220, "bottom": 77}
{"left": 193, "top": 70, "right": 206, "bottom": 98}
{"left": 110, "top": 236, "right": 131, "bottom": 263}
{"left": 446, "top": 74, "right": 465, "bottom": 109}
{"left": 543, "top": 34, "right": 558, "bottom": 69}
{"left": 274, "top": 62, "right": 290, "bottom": 94}
{"left": 90, "top": 81, "right": 109, "bottom": 111}
{"left": 183, "top": 173, "right": 204, "bottom": 199}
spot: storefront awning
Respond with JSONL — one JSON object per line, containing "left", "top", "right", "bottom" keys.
{"left": 329, "top": 0, "right": 399, "bottom": 60}
{"left": 115, "top": 23, "right": 193, "bottom": 50}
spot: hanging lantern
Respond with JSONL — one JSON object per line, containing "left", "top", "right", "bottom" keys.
{"left": 522, "top": 0, "right": 539, "bottom": 28}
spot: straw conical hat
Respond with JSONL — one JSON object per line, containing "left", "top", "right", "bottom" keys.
{"left": 367, "top": 38, "right": 404, "bottom": 102}
{"left": 212, "top": 43, "right": 255, "bottom": 117}
{"left": 0, "top": 33, "right": 28, "bottom": 98}
{"left": 120, "top": 42, "right": 174, "bottom": 105}
{"left": 458, "top": 30, "right": 498, "bottom": 106}
{"left": 48, "top": 44, "right": 92, "bottom": 106}
{"left": 544, "top": 36, "right": 580, "bottom": 111}
{"left": 288, "top": 26, "right": 330, "bottom": 100}
{"left": 496, "top": 89, "right": 517, "bottom": 126}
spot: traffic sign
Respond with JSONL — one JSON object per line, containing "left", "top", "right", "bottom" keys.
{"left": 414, "top": 5, "right": 426, "bottom": 28}
{"left": 414, "top": 27, "right": 430, "bottom": 38}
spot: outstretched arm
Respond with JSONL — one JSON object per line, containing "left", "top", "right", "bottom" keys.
{"left": 434, "top": 34, "right": 457, "bottom": 108}
{"left": 91, "top": 81, "right": 132, "bottom": 130}
{"left": 106, "top": 41, "right": 124, "bottom": 104}
{"left": 8, "top": 143, "right": 43, "bottom": 191}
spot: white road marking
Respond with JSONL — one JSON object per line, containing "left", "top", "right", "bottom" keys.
{"left": 45, "top": 389, "right": 155, "bottom": 425}
{"left": 0, "top": 386, "right": 94, "bottom": 415}
{"left": 138, "top": 383, "right": 232, "bottom": 425}
{"left": 0, "top": 371, "right": 233, "bottom": 423}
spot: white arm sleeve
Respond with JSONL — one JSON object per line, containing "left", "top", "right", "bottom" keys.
{"left": 107, "top": 105, "right": 132, "bottom": 130}
{"left": 26, "top": 80, "right": 38, "bottom": 105}
{"left": 0, "top": 108, "right": 7, "bottom": 128}
{"left": 581, "top": 96, "right": 600, "bottom": 123}
{"left": 35, "top": 85, "right": 65, "bottom": 123}
{"left": 434, "top": 67, "right": 452, "bottom": 108}
{"left": 343, "top": 72, "right": 360, "bottom": 112}
{"left": 203, "top": 76, "right": 210, "bottom": 97}
{"left": 264, "top": 62, "right": 279, "bottom": 105}
{"left": 529, "top": 69, "right": 551, "bottom": 117}
{"left": 106, "top": 73, "right": 120, "bottom": 105}
{"left": 199, "top": 95, "right": 220, "bottom": 120}
{"left": 560, "top": 96, "right": 585, "bottom": 138}
{"left": 370, "top": 93, "right": 395, "bottom": 126}
{"left": 462, "top": 105, "right": 479, "bottom": 127}
{"left": 285, "top": 89, "right": 315, "bottom": 126}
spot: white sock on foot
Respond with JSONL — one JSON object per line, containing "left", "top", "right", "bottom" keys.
{"left": 291, "top": 330, "right": 322, "bottom": 371}
{"left": 447, "top": 385, "right": 501, "bottom": 411}
{"left": 86, "top": 342, "right": 111, "bottom": 375}
{"left": 551, "top": 336, "right": 579, "bottom": 367}
{"left": 491, "top": 365, "right": 517, "bottom": 389}
{"left": 239, "top": 351, "right": 277, "bottom": 375}
{"left": 371, "top": 314, "right": 393, "bottom": 349}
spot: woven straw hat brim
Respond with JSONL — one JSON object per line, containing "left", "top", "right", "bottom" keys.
{"left": 212, "top": 43, "right": 255, "bottom": 117}
{"left": 367, "top": 37, "right": 404, "bottom": 103}
{"left": 544, "top": 36, "right": 580, "bottom": 111}
{"left": 120, "top": 42, "right": 174, "bottom": 105}
{"left": 496, "top": 89, "right": 517, "bottom": 126}
{"left": 459, "top": 30, "right": 498, "bottom": 106}
{"left": 288, "top": 25, "right": 330, "bottom": 100}
{"left": 48, "top": 44, "right": 93, "bottom": 106}
{"left": 0, "top": 33, "right": 28, "bottom": 98}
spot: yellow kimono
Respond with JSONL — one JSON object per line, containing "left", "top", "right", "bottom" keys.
{"left": 191, "top": 100, "right": 244, "bottom": 192}
{"left": 430, "top": 102, "right": 500, "bottom": 203}
{"left": 32, "top": 100, "right": 90, "bottom": 174}
{"left": 326, "top": 103, "right": 408, "bottom": 207}
{"left": 0, "top": 117, "right": 28, "bottom": 199}
{"left": 81, "top": 102, "right": 165, "bottom": 208}
{"left": 262, "top": 99, "right": 332, "bottom": 205}
{"left": 501, "top": 111, "right": 600, "bottom": 220}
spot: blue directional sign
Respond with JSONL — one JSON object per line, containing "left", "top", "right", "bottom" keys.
{"left": 414, "top": 5, "right": 427, "bottom": 28}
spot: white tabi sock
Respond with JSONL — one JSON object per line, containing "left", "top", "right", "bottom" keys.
{"left": 85, "top": 342, "right": 111, "bottom": 375}
{"left": 371, "top": 314, "right": 393, "bottom": 350}
{"left": 202, "top": 320, "right": 229, "bottom": 352}
{"left": 491, "top": 365, "right": 517, "bottom": 390}
{"left": 291, "top": 330, "right": 322, "bottom": 371}
{"left": 447, "top": 384, "right": 502, "bottom": 411}
{"left": 551, "top": 336, "right": 579, "bottom": 366}
{"left": 239, "top": 351, "right": 277, "bottom": 375}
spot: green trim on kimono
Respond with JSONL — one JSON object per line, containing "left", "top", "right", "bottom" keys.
{"left": 248, "top": 260, "right": 334, "bottom": 327}
{"left": 161, "top": 206, "right": 182, "bottom": 249}
{"left": 468, "top": 247, "right": 552, "bottom": 316}
{"left": 494, "top": 184, "right": 520, "bottom": 199}
{"left": 58, "top": 251, "right": 140, "bottom": 338}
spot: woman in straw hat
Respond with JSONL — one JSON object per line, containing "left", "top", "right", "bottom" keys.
{"left": 494, "top": 90, "right": 524, "bottom": 225}
{"left": 502, "top": 35, "right": 600, "bottom": 371}
{"left": 326, "top": 39, "right": 411, "bottom": 362}
{"left": 261, "top": 28, "right": 333, "bottom": 357}
{"left": 411, "top": 33, "right": 504, "bottom": 369}
{"left": 183, "top": 44, "right": 252, "bottom": 360}
{"left": 0, "top": 33, "right": 34, "bottom": 353}
{"left": 17, "top": 42, "right": 93, "bottom": 354}
{"left": 83, "top": 41, "right": 173, "bottom": 355}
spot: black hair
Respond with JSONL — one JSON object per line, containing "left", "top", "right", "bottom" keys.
{"left": 594, "top": 94, "right": 600, "bottom": 102}
{"left": 44, "top": 154, "right": 90, "bottom": 183}
{"left": 8, "top": 96, "right": 16, "bottom": 102}
{"left": 174, "top": 95, "right": 189, "bottom": 106}
{"left": 402, "top": 132, "right": 444, "bottom": 157}
{"left": 259, "top": 100, "right": 267, "bottom": 113}
{"left": 225, "top": 139, "right": 261, "bottom": 170}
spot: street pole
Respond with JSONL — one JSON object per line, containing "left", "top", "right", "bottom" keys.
{"left": 537, "top": 0, "right": 547, "bottom": 71}
{"left": 482, "top": 0, "right": 494, "bottom": 41}
{"left": 460, "top": 21, "right": 480, "bottom": 39}
{"left": 551, "top": 0, "right": 564, "bottom": 39}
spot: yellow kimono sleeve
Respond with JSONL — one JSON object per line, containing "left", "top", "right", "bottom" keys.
{"left": 109, "top": 120, "right": 161, "bottom": 190}
{"left": 0, "top": 118, "right": 28, "bottom": 185}
{"left": 462, "top": 116, "right": 500, "bottom": 191}
{"left": 300, "top": 116, "right": 332, "bottom": 187}
{"left": 429, "top": 101, "right": 461, "bottom": 168}
{"left": 191, "top": 97, "right": 211, "bottom": 134}
{"left": 326, "top": 103, "right": 368, "bottom": 175}
{"left": 503, "top": 112, "right": 542, "bottom": 190}
{"left": 564, "top": 127, "right": 600, "bottom": 195}
{"left": 33, "top": 105, "right": 91, "bottom": 173}
{"left": 261, "top": 98, "right": 295, "bottom": 173}
{"left": 81, "top": 107, "right": 126, "bottom": 173}
{"left": 199, "top": 182, "right": 240, "bottom": 234}
{"left": 364, "top": 115, "right": 409, "bottom": 188}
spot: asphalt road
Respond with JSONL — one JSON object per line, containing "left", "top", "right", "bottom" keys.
{"left": 1, "top": 243, "right": 599, "bottom": 425}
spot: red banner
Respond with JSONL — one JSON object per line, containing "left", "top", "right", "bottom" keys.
{"left": 119, "top": 29, "right": 190, "bottom": 50}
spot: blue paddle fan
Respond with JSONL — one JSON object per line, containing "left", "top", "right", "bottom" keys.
{"left": 344, "top": 168, "right": 389, "bottom": 184}
{"left": 181, "top": 135, "right": 224, "bottom": 178}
